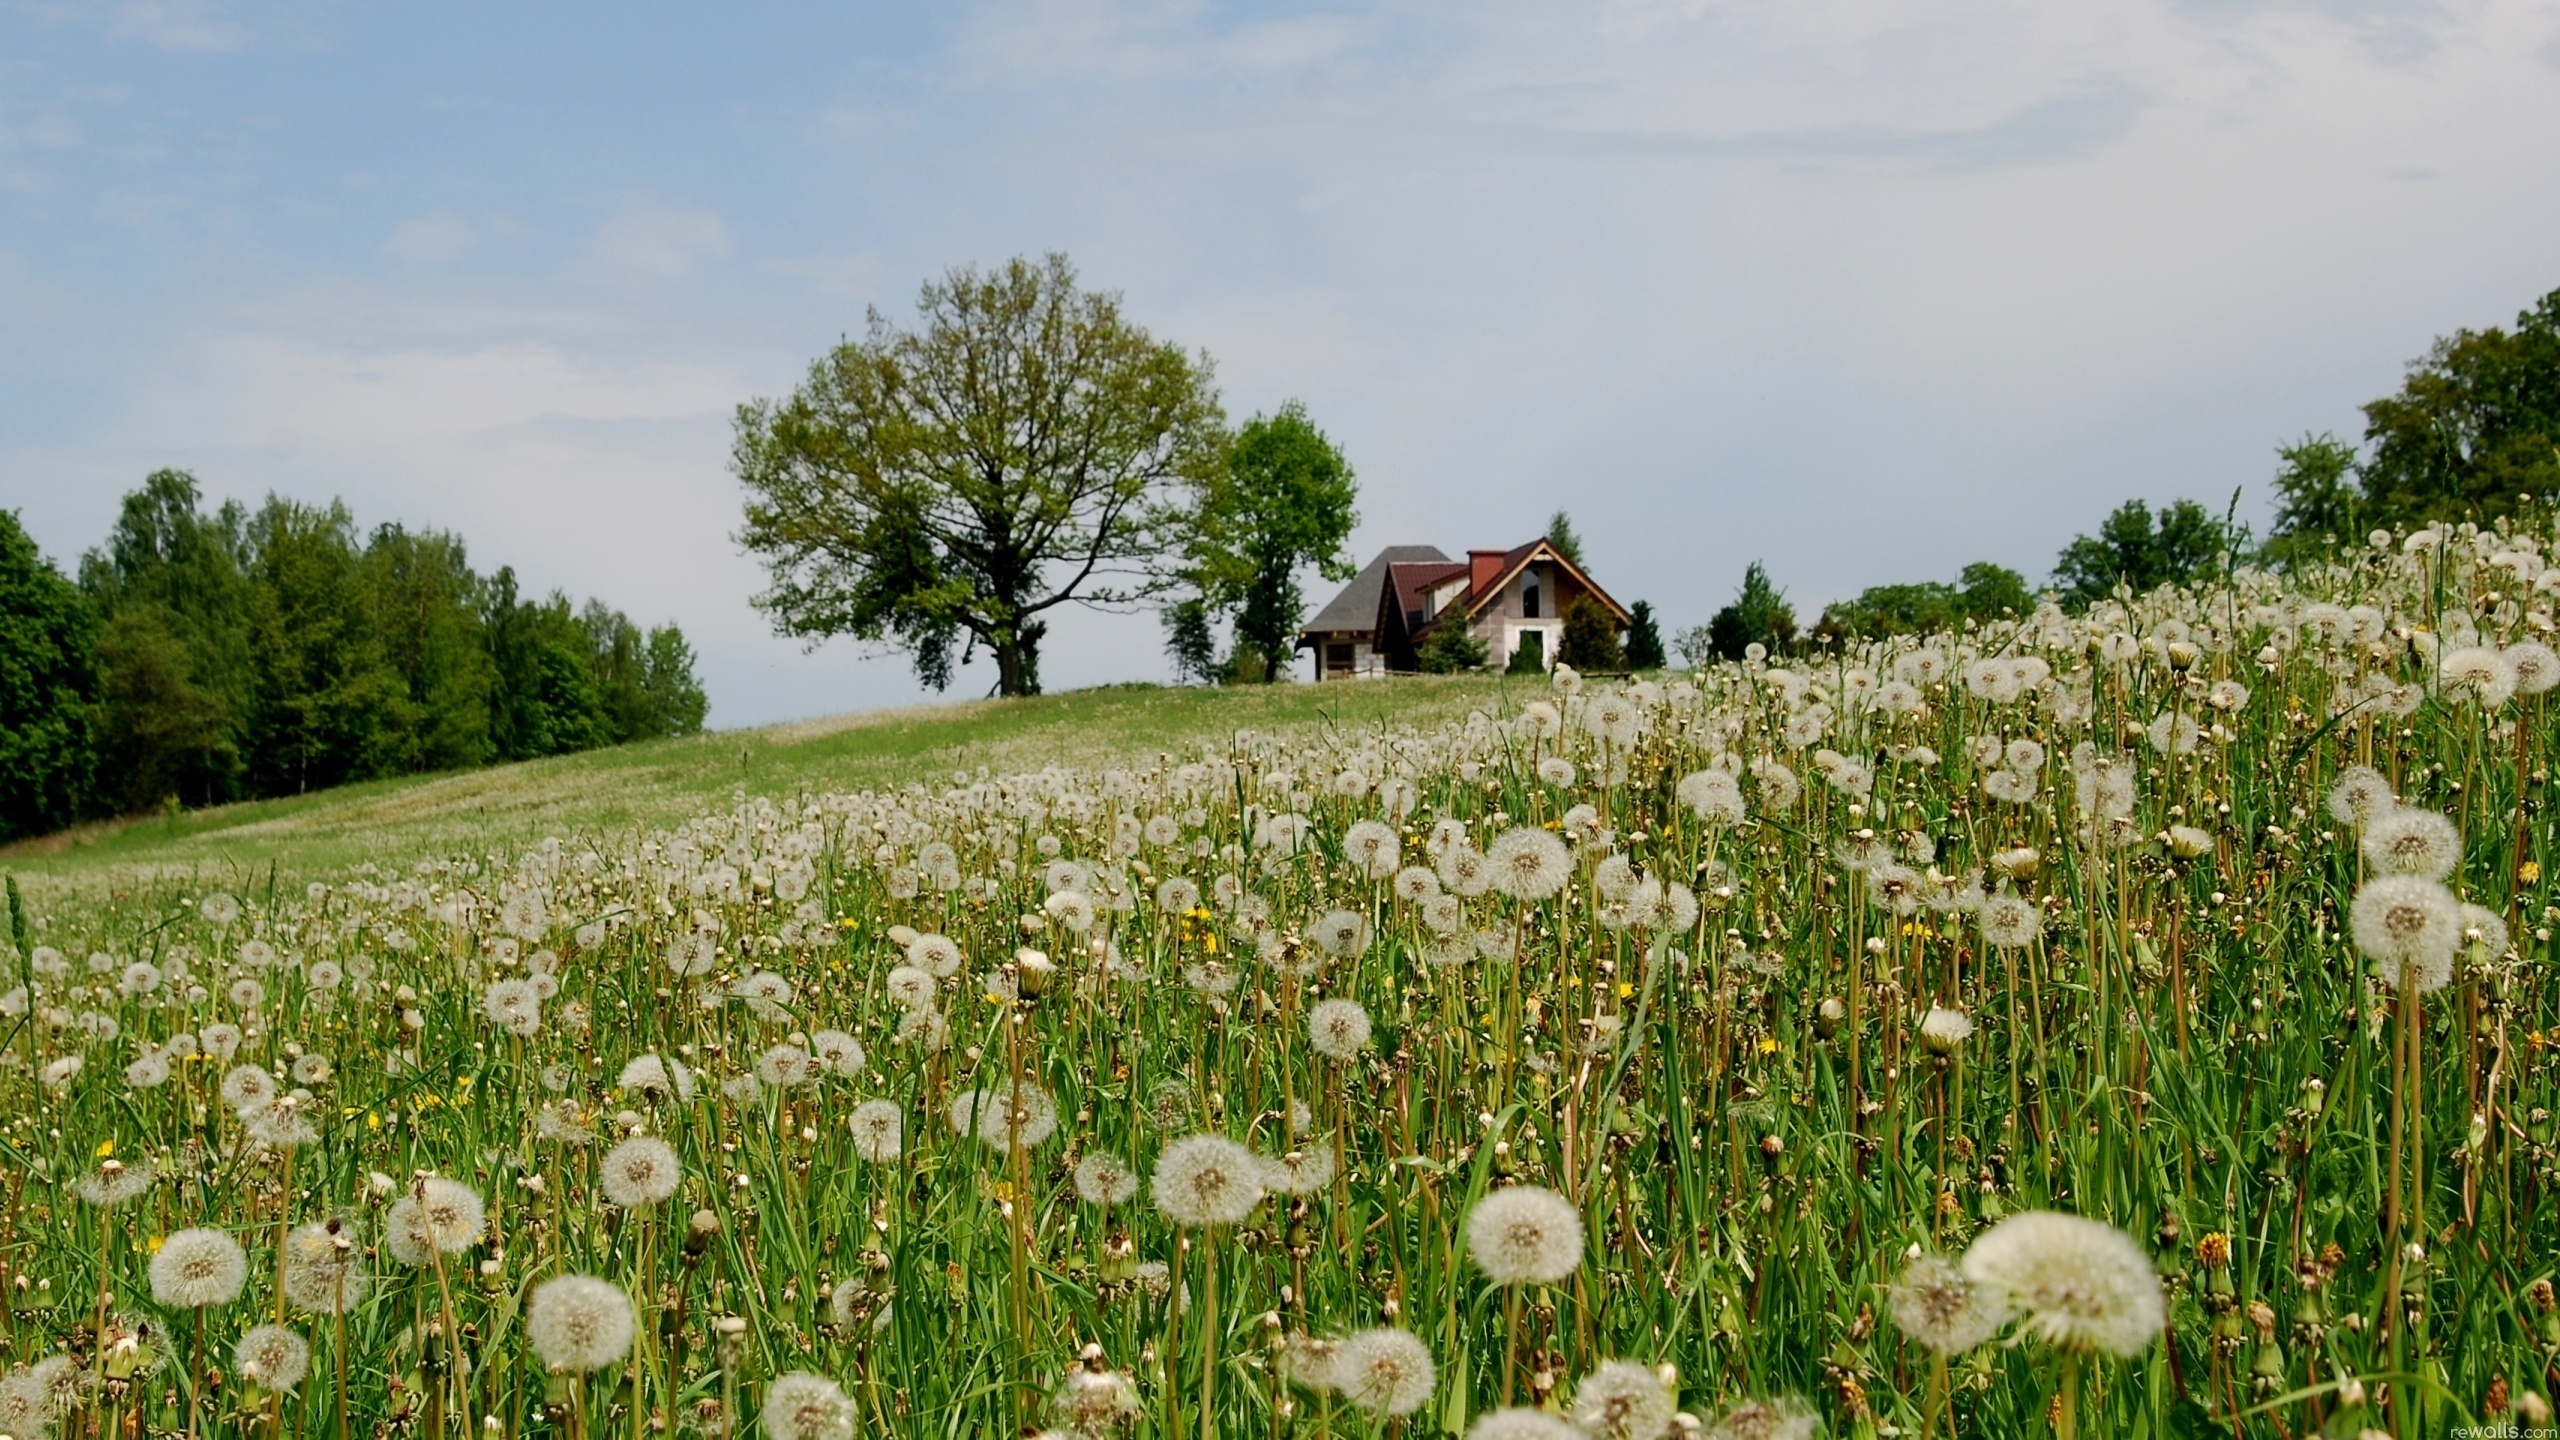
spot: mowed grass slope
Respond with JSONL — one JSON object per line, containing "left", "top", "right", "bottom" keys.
{"left": 3, "top": 675, "right": 1518, "bottom": 892}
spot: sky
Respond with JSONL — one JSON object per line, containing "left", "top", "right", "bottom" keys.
{"left": 4, "top": 0, "right": 2558, "bottom": 727}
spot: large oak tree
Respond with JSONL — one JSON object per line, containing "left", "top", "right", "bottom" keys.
{"left": 734, "top": 254, "right": 1227, "bottom": 697}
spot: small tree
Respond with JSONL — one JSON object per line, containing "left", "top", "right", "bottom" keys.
{"left": 1418, "top": 622, "right": 1489, "bottom": 674}
{"left": 1504, "top": 630, "right": 1545, "bottom": 675}
{"left": 1558, "top": 594, "right": 1623, "bottom": 670}
{"left": 1546, "top": 511, "right": 1586, "bottom": 569}
{"left": 1162, "top": 597, "right": 1221, "bottom": 684}
{"left": 2053, "top": 498, "right": 2240, "bottom": 609}
{"left": 1623, "top": 600, "right": 1666, "bottom": 670}
{"left": 1671, "top": 625, "right": 1716, "bottom": 671}
{"left": 1706, "top": 561, "right": 1796, "bottom": 660}
{"left": 1181, "top": 402, "right": 1359, "bottom": 683}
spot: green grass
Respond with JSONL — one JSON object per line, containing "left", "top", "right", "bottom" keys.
{"left": 2, "top": 676, "right": 1515, "bottom": 895}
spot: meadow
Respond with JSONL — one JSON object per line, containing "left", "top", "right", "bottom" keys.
{"left": 4, "top": 525, "right": 2558, "bottom": 1440}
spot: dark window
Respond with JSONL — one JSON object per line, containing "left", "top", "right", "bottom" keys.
{"left": 1325, "top": 642, "right": 1354, "bottom": 672}
{"left": 1522, "top": 583, "right": 1541, "bottom": 619}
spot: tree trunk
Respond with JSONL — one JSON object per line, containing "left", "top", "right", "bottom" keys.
{"left": 993, "top": 628, "right": 1043, "bottom": 698}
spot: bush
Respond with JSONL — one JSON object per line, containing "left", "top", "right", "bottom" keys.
{"left": 1557, "top": 595, "right": 1623, "bottom": 670}
{"left": 1504, "top": 630, "right": 1545, "bottom": 675}
{"left": 1418, "top": 622, "right": 1488, "bottom": 674}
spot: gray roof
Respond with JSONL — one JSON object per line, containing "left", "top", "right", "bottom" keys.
{"left": 1300, "top": 546, "right": 1451, "bottom": 639}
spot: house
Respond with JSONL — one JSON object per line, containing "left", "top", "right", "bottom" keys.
{"left": 1297, "top": 537, "right": 1630, "bottom": 680}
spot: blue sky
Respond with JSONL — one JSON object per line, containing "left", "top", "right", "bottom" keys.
{"left": 5, "top": 0, "right": 2558, "bottom": 725}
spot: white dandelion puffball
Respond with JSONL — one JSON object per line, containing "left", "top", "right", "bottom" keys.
{"left": 1977, "top": 893, "right": 2043, "bottom": 949}
{"left": 234, "top": 1325, "right": 310, "bottom": 1391}
{"left": 1571, "top": 1360, "right": 1675, "bottom": 1440}
{"left": 2351, "top": 875, "right": 2461, "bottom": 992}
{"left": 1889, "top": 1254, "right": 2004, "bottom": 1355}
{"left": 1335, "top": 1328, "right": 1437, "bottom": 1418}
{"left": 149, "top": 1227, "right": 248, "bottom": 1309}
{"left": 1152, "top": 1134, "right": 1266, "bottom": 1227}
{"left": 2506, "top": 640, "right": 2560, "bottom": 695}
{"left": 281, "top": 1221, "right": 369, "bottom": 1315}
{"left": 948, "top": 1081, "right": 1058, "bottom": 1151}
{"left": 848, "top": 1099, "right": 904, "bottom": 1163}
{"left": 1485, "top": 827, "right": 1572, "bottom": 901}
{"left": 1466, "top": 1185, "right": 1584, "bottom": 1286}
{"left": 221, "top": 1063, "right": 276, "bottom": 1111}
{"left": 1310, "top": 909, "right": 1371, "bottom": 957}
{"left": 665, "top": 932, "right": 717, "bottom": 977}
{"left": 2360, "top": 806, "right": 2461, "bottom": 881}
{"left": 1074, "top": 1151, "right": 1141, "bottom": 1207}
{"left": 810, "top": 1030, "right": 865, "bottom": 1077}
{"left": 600, "top": 1136, "right": 682, "bottom": 1208}
{"left": 618, "top": 1053, "right": 696, "bottom": 1103}
{"left": 384, "top": 1178, "right": 487, "bottom": 1266}
{"left": 528, "top": 1275, "right": 637, "bottom": 1373}
{"left": 761, "top": 1371, "right": 856, "bottom": 1440}
{"left": 1919, "top": 1007, "right": 1974, "bottom": 1053}
{"left": 1307, "top": 998, "right": 1372, "bottom": 1060}
{"left": 1468, "top": 1409, "right": 1583, "bottom": 1440}
{"left": 1961, "top": 1210, "right": 2164, "bottom": 1357}
{"left": 1677, "top": 769, "right": 1747, "bottom": 824}
{"left": 2325, "top": 765, "right": 2395, "bottom": 828}
{"left": 2438, "top": 645, "right": 2516, "bottom": 707}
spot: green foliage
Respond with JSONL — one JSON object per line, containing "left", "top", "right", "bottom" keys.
{"left": 735, "top": 253, "right": 1228, "bottom": 697}
{"left": 1813, "top": 561, "right": 2030, "bottom": 644}
{"left": 1181, "top": 401, "right": 1359, "bottom": 684}
{"left": 1670, "top": 624, "right": 1715, "bottom": 671}
{"left": 1558, "top": 593, "right": 1623, "bottom": 670}
{"left": 1161, "top": 597, "right": 1221, "bottom": 685}
{"left": 2256, "top": 288, "right": 2560, "bottom": 555}
{"left": 2259, "top": 433, "right": 2365, "bottom": 567}
{"left": 78, "top": 470, "right": 255, "bottom": 805}
{"left": 1545, "top": 510, "right": 1585, "bottom": 569}
{"left": 2357, "top": 287, "right": 2560, "bottom": 525}
{"left": 1, "top": 472, "right": 708, "bottom": 835}
{"left": 359, "top": 524, "right": 495, "bottom": 774}
{"left": 1623, "top": 599, "right": 1666, "bottom": 671}
{"left": 1419, "top": 620, "right": 1490, "bottom": 674}
{"left": 1705, "top": 561, "right": 1797, "bottom": 660}
{"left": 2052, "top": 497, "right": 2240, "bottom": 609}
{"left": 0, "top": 511, "right": 98, "bottom": 839}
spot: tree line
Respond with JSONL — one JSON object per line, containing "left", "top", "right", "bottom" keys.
{"left": 1694, "top": 283, "right": 2560, "bottom": 659}
{"left": 0, "top": 471, "right": 707, "bottom": 841}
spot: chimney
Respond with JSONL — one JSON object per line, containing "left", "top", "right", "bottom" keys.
{"left": 1468, "top": 549, "right": 1507, "bottom": 598}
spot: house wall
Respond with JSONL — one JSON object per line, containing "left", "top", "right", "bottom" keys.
{"left": 1470, "top": 564, "right": 1561, "bottom": 670}
{"left": 1311, "top": 638, "right": 1386, "bottom": 681}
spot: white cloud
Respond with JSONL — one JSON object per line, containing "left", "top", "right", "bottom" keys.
{"left": 105, "top": 0, "right": 249, "bottom": 52}
{"left": 584, "top": 198, "right": 730, "bottom": 282}
{"left": 382, "top": 210, "right": 476, "bottom": 265}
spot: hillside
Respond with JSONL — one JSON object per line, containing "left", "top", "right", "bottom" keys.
{"left": 0, "top": 675, "right": 1514, "bottom": 894}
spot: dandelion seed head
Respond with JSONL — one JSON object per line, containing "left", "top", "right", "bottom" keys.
{"left": 1465, "top": 1185, "right": 1583, "bottom": 1286}
{"left": 1888, "top": 1254, "right": 2003, "bottom": 1355}
{"left": 1151, "top": 1134, "right": 1265, "bottom": 1227}
{"left": 233, "top": 1325, "right": 310, "bottom": 1391}
{"left": 1571, "top": 1360, "right": 1675, "bottom": 1440}
{"left": 148, "top": 1227, "right": 247, "bottom": 1309}
{"left": 601, "top": 1136, "right": 683, "bottom": 1208}
{"left": 1961, "top": 1210, "right": 2164, "bottom": 1357}
{"left": 528, "top": 1275, "right": 636, "bottom": 1373}
{"left": 1335, "top": 1328, "right": 1436, "bottom": 1418}
{"left": 760, "top": 1372, "right": 854, "bottom": 1440}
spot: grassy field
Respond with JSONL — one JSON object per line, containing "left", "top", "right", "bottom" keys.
{"left": 9, "top": 536, "right": 2560, "bottom": 1440}
{"left": 1, "top": 675, "right": 1516, "bottom": 896}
